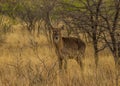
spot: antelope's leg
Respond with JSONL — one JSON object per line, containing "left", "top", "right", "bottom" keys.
{"left": 64, "top": 58, "right": 67, "bottom": 72}
{"left": 58, "top": 57, "right": 63, "bottom": 70}
{"left": 76, "top": 56, "right": 84, "bottom": 71}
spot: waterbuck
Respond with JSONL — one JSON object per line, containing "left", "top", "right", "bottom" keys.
{"left": 52, "top": 26, "right": 86, "bottom": 71}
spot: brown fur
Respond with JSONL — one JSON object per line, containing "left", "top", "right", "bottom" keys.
{"left": 52, "top": 28, "right": 86, "bottom": 71}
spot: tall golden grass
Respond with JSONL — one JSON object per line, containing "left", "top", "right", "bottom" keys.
{"left": 0, "top": 24, "right": 119, "bottom": 86}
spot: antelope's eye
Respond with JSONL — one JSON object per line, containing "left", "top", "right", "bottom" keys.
{"left": 55, "top": 36, "right": 59, "bottom": 40}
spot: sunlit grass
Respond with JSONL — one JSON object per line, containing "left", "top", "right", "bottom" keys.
{"left": 0, "top": 24, "right": 118, "bottom": 86}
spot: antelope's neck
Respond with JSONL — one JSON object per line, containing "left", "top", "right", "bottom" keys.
{"left": 55, "top": 37, "right": 63, "bottom": 51}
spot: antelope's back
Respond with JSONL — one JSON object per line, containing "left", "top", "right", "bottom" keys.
{"left": 62, "top": 37, "right": 86, "bottom": 56}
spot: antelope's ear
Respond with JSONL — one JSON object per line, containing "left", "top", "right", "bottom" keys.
{"left": 51, "top": 27, "right": 55, "bottom": 31}
{"left": 60, "top": 25, "right": 65, "bottom": 30}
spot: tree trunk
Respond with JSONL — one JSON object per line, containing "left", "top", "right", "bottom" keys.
{"left": 93, "top": 42, "right": 99, "bottom": 68}
{"left": 92, "top": 32, "right": 99, "bottom": 67}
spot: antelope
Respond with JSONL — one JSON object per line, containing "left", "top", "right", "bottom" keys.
{"left": 52, "top": 26, "right": 86, "bottom": 71}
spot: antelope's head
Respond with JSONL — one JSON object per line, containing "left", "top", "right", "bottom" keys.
{"left": 52, "top": 26, "right": 64, "bottom": 44}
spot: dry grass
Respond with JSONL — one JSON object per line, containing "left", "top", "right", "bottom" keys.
{"left": 0, "top": 24, "right": 119, "bottom": 86}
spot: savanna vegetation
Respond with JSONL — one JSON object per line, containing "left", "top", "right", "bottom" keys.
{"left": 0, "top": 0, "right": 120, "bottom": 86}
